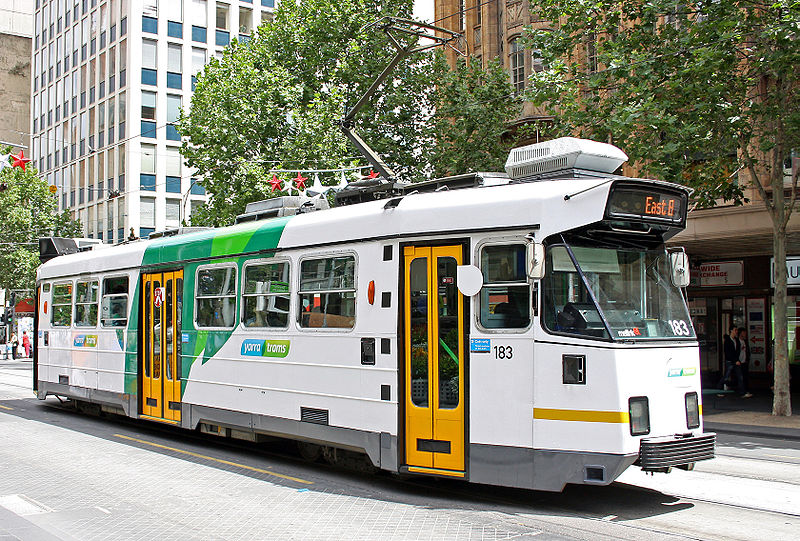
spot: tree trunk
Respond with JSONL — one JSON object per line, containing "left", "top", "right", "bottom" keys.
{"left": 772, "top": 223, "right": 792, "bottom": 416}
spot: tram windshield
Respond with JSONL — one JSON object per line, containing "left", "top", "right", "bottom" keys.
{"left": 542, "top": 243, "right": 695, "bottom": 340}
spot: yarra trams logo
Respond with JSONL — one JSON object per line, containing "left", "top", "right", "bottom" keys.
{"left": 240, "top": 339, "right": 290, "bottom": 358}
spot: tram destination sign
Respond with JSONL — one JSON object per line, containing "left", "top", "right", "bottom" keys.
{"left": 606, "top": 185, "right": 687, "bottom": 225}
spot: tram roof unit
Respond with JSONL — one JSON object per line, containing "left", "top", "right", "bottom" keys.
{"left": 37, "top": 138, "right": 690, "bottom": 281}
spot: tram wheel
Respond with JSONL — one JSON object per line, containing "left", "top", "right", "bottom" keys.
{"left": 297, "top": 441, "right": 323, "bottom": 462}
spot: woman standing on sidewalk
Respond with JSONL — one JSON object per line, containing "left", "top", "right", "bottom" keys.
{"left": 9, "top": 333, "right": 18, "bottom": 360}
{"left": 21, "top": 331, "right": 30, "bottom": 358}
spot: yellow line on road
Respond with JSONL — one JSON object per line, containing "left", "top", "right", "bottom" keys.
{"left": 113, "top": 433, "right": 313, "bottom": 485}
{"left": 766, "top": 454, "right": 800, "bottom": 461}
{"left": 0, "top": 405, "right": 13, "bottom": 410}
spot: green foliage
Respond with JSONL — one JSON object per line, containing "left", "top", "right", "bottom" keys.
{"left": 525, "top": 0, "right": 800, "bottom": 414}
{"left": 0, "top": 151, "right": 82, "bottom": 291}
{"left": 179, "top": 0, "right": 519, "bottom": 226}
{"left": 525, "top": 0, "right": 800, "bottom": 203}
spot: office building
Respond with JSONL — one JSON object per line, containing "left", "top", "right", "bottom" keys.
{"left": 31, "top": 0, "right": 277, "bottom": 242}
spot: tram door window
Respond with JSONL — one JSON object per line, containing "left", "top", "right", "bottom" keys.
{"left": 141, "top": 270, "right": 183, "bottom": 422}
{"left": 403, "top": 245, "right": 465, "bottom": 473}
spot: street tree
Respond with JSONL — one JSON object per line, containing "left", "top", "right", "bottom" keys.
{"left": 526, "top": 0, "right": 800, "bottom": 415}
{"left": 178, "top": 0, "right": 520, "bottom": 226}
{"left": 0, "top": 152, "right": 82, "bottom": 292}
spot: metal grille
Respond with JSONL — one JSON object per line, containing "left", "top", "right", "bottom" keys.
{"left": 638, "top": 433, "right": 715, "bottom": 470}
{"left": 300, "top": 407, "right": 329, "bottom": 425}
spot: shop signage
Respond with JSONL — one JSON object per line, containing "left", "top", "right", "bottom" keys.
{"left": 770, "top": 256, "right": 800, "bottom": 287}
{"left": 746, "top": 298, "right": 767, "bottom": 373}
{"left": 691, "top": 261, "right": 744, "bottom": 287}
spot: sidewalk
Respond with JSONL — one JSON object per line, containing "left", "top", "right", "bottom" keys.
{"left": 702, "top": 389, "right": 800, "bottom": 440}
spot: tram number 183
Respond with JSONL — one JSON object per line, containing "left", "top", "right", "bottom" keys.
{"left": 494, "top": 345, "right": 513, "bottom": 359}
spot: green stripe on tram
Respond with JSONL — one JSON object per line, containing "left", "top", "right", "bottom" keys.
{"left": 123, "top": 217, "right": 293, "bottom": 395}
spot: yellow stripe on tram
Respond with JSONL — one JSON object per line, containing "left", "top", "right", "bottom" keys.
{"left": 113, "top": 434, "right": 313, "bottom": 485}
{"left": 534, "top": 408, "right": 630, "bottom": 424}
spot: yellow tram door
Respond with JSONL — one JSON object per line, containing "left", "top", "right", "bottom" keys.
{"left": 141, "top": 271, "right": 184, "bottom": 422}
{"left": 403, "top": 245, "right": 465, "bottom": 475}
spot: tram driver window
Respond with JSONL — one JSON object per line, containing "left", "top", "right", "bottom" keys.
{"left": 196, "top": 265, "right": 237, "bottom": 328}
{"left": 51, "top": 282, "right": 74, "bottom": 327}
{"left": 542, "top": 245, "right": 610, "bottom": 339}
{"left": 299, "top": 256, "right": 356, "bottom": 329}
{"left": 479, "top": 244, "right": 531, "bottom": 329}
{"left": 75, "top": 280, "right": 100, "bottom": 326}
{"left": 243, "top": 261, "right": 290, "bottom": 328}
{"left": 101, "top": 276, "right": 129, "bottom": 327}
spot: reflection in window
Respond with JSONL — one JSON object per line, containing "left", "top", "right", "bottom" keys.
{"left": 196, "top": 266, "right": 237, "bottom": 328}
{"left": 243, "top": 261, "right": 290, "bottom": 328}
{"left": 542, "top": 245, "right": 609, "bottom": 339}
{"left": 299, "top": 256, "right": 355, "bottom": 329}
{"left": 101, "top": 276, "right": 129, "bottom": 326}
{"left": 437, "top": 256, "right": 460, "bottom": 409}
{"left": 409, "top": 257, "right": 428, "bottom": 407}
{"left": 75, "top": 280, "right": 100, "bottom": 326}
{"left": 52, "top": 283, "right": 73, "bottom": 327}
{"left": 480, "top": 244, "right": 530, "bottom": 329}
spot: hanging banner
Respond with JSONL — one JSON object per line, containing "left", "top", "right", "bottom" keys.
{"left": 691, "top": 261, "right": 744, "bottom": 287}
{"left": 746, "top": 298, "right": 767, "bottom": 373}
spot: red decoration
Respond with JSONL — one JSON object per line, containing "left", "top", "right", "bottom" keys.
{"left": 11, "top": 150, "right": 31, "bottom": 171}
{"left": 269, "top": 174, "right": 283, "bottom": 192}
{"left": 293, "top": 172, "right": 308, "bottom": 191}
{"left": 366, "top": 169, "right": 379, "bottom": 180}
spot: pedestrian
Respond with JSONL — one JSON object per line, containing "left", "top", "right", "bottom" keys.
{"left": 9, "top": 332, "right": 18, "bottom": 360}
{"left": 21, "top": 331, "right": 30, "bottom": 358}
{"left": 738, "top": 327, "right": 753, "bottom": 398}
{"left": 717, "top": 324, "right": 743, "bottom": 392}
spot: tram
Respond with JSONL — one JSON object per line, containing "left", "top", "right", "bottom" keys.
{"left": 34, "top": 138, "right": 715, "bottom": 492}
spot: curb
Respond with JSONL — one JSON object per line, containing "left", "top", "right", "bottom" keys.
{"left": 705, "top": 421, "right": 800, "bottom": 441}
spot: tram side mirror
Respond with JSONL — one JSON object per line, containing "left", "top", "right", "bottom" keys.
{"left": 457, "top": 265, "right": 484, "bottom": 296}
{"left": 528, "top": 242, "right": 546, "bottom": 280}
{"left": 669, "top": 250, "right": 690, "bottom": 288}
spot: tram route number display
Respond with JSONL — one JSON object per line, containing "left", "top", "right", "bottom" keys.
{"left": 606, "top": 187, "right": 685, "bottom": 224}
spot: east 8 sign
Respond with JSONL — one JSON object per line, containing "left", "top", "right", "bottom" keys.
{"left": 154, "top": 287, "right": 165, "bottom": 307}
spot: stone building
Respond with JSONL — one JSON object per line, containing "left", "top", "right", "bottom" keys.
{"left": 0, "top": 0, "right": 34, "bottom": 151}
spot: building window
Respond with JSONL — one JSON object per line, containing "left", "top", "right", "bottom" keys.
{"left": 459, "top": 0, "right": 465, "bottom": 31}
{"left": 239, "top": 7, "right": 252, "bottom": 35}
{"left": 196, "top": 265, "right": 237, "bottom": 328}
{"left": 243, "top": 261, "right": 290, "bottom": 328}
{"left": 141, "top": 91, "right": 156, "bottom": 138}
{"left": 165, "top": 146, "right": 181, "bottom": 191}
{"left": 479, "top": 244, "right": 531, "bottom": 329}
{"left": 261, "top": 0, "right": 274, "bottom": 6}
{"left": 167, "top": 44, "right": 182, "bottom": 89}
{"left": 166, "top": 94, "right": 181, "bottom": 140}
{"left": 140, "top": 143, "right": 156, "bottom": 191}
{"left": 509, "top": 37, "right": 525, "bottom": 93}
{"left": 192, "top": 0, "right": 208, "bottom": 42}
{"left": 586, "top": 32, "right": 598, "bottom": 74}
{"left": 142, "top": 39, "right": 157, "bottom": 86}
{"left": 216, "top": 3, "right": 230, "bottom": 45}
{"left": 140, "top": 197, "right": 155, "bottom": 234}
{"left": 299, "top": 256, "right": 356, "bottom": 329}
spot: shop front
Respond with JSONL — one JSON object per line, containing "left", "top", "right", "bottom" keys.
{"left": 686, "top": 255, "right": 800, "bottom": 389}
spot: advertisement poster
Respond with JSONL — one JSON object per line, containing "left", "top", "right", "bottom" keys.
{"left": 746, "top": 298, "right": 767, "bottom": 372}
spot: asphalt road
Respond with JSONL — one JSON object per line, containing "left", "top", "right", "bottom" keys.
{"left": 1, "top": 360, "right": 798, "bottom": 540}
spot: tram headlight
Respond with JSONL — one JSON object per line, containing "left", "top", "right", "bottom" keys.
{"left": 685, "top": 392, "right": 700, "bottom": 429}
{"left": 628, "top": 396, "right": 650, "bottom": 436}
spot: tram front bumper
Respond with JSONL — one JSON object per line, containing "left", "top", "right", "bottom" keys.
{"left": 635, "top": 432, "right": 716, "bottom": 472}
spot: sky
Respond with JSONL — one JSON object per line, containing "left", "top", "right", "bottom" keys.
{"left": 413, "top": 0, "right": 434, "bottom": 22}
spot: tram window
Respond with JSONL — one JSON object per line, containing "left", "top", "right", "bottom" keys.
{"left": 101, "top": 276, "right": 129, "bottom": 327}
{"left": 542, "top": 246, "right": 609, "bottom": 339}
{"left": 75, "top": 279, "right": 100, "bottom": 326}
{"left": 242, "top": 261, "right": 290, "bottom": 328}
{"left": 51, "top": 282, "right": 73, "bottom": 327}
{"left": 479, "top": 244, "right": 531, "bottom": 329}
{"left": 299, "top": 256, "right": 356, "bottom": 329}
{"left": 195, "top": 265, "right": 237, "bottom": 328}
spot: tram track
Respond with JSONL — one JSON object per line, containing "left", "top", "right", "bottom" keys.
{"left": 24, "top": 397, "right": 799, "bottom": 540}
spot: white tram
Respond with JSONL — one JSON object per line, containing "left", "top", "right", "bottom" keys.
{"left": 34, "top": 138, "right": 715, "bottom": 491}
